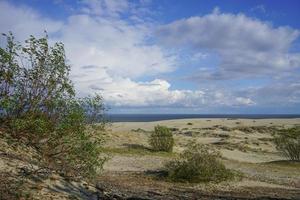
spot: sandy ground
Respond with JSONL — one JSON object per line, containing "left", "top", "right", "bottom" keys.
{"left": 109, "top": 118, "right": 300, "bottom": 132}
{"left": 1, "top": 118, "right": 299, "bottom": 199}
{"left": 100, "top": 118, "right": 300, "bottom": 199}
{"left": 105, "top": 118, "right": 300, "bottom": 163}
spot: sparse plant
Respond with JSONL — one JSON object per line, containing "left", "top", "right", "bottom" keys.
{"left": 274, "top": 127, "right": 300, "bottom": 161}
{"left": 187, "top": 122, "right": 193, "bottom": 125}
{"left": 149, "top": 125, "right": 174, "bottom": 152}
{"left": 165, "top": 142, "right": 233, "bottom": 183}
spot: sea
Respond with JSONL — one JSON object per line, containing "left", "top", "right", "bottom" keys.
{"left": 106, "top": 114, "right": 300, "bottom": 122}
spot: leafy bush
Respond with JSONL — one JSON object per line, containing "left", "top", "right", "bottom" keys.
{"left": 165, "top": 142, "right": 233, "bottom": 182}
{"left": 149, "top": 125, "right": 174, "bottom": 152}
{"left": 0, "top": 32, "right": 107, "bottom": 179}
{"left": 274, "top": 127, "right": 300, "bottom": 161}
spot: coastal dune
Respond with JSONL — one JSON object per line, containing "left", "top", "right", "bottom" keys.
{"left": 99, "top": 118, "right": 300, "bottom": 199}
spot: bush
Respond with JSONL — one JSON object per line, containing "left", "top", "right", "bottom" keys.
{"left": 149, "top": 125, "right": 174, "bottom": 152}
{"left": 0, "top": 32, "right": 107, "bottom": 179}
{"left": 165, "top": 142, "right": 233, "bottom": 183}
{"left": 274, "top": 127, "right": 300, "bottom": 161}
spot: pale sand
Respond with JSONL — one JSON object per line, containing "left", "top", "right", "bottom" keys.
{"left": 106, "top": 118, "right": 300, "bottom": 163}
{"left": 101, "top": 118, "right": 300, "bottom": 195}
{"left": 110, "top": 118, "right": 300, "bottom": 132}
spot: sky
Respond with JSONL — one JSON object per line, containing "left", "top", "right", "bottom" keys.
{"left": 1, "top": 0, "right": 300, "bottom": 114}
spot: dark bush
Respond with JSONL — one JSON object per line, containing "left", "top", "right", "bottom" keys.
{"left": 169, "top": 127, "right": 179, "bottom": 132}
{"left": 274, "top": 127, "right": 300, "bottom": 161}
{"left": 149, "top": 125, "right": 174, "bottom": 152}
{"left": 165, "top": 142, "right": 233, "bottom": 182}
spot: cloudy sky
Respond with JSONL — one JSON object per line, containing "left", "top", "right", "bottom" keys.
{"left": 1, "top": 0, "right": 300, "bottom": 114}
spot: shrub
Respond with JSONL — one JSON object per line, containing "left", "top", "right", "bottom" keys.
{"left": 274, "top": 127, "right": 300, "bottom": 161}
{"left": 165, "top": 142, "right": 233, "bottom": 182}
{"left": 187, "top": 122, "right": 193, "bottom": 125}
{"left": 0, "top": 33, "right": 108, "bottom": 179}
{"left": 149, "top": 125, "right": 174, "bottom": 152}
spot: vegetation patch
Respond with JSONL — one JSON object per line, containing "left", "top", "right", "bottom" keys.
{"left": 149, "top": 125, "right": 174, "bottom": 152}
{"left": 131, "top": 128, "right": 149, "bottom": 133}
{"left": 273, "top": 127, "right": 300, "bottom": 161}
{"left": 102, "top": 147, "right": 175, "bottom": 157}
{"left": 233, "top": 126, "right": 279, "bottom": 134}
{"left": 0, "top": 33, "right": 108, "bottom": 179}
{"left": 0, "top": 172, "right": 30, "bottom": 200}
{"left": 165, "top": 142, "right": 234, "bottom": 183}
{"left": 169, "top": 127, "right": 179, "bottom": 132}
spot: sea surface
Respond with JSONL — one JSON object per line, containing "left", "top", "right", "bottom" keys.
{"left": 107, "top": 114, "right": 300, "bottom": 122}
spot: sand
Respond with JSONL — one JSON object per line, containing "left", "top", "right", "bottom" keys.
{"left": 100, "top": 118, "right": 300, "bottom": 198}
{"left": 2, "top": 118, "right": 298, "bottom": 199}
{"left": 106, "top": 118, "right": 300, "bottom": 162}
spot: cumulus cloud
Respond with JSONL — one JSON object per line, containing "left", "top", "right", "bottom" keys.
{"left": 2, "top": 1, "right": 297, "bottom": 111}
{"left": 85, "top": 77, "right": 255, "bottom": 108}
{"left": 0, "top": 1, "right": 180, "bottom": 105}
{"left": 58, "top": 14, "right": 176, "bottom": 79}
{"left": 235, "top": 97, "right": 255, "bottom": 106}
{"left": 157, "top": 9, "right": 300, "bottom": 79}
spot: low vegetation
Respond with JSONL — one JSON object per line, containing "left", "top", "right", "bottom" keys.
{"left": 274, "top": 127, "right": 300, "bottom": 161}
{"left": 165, "top": 142, "right": 234, "bottom": 183}
{"left": 149, "top": 125, "right": 174, "bottom": 152}
{"left": 102, "top": 147, "right": 174, "bottom": 157}
{"left": 0, "top": 32, "right": 107, "bottom": 179}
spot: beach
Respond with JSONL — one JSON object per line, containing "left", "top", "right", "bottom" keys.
{"left": 99, "top": 118, "right": 300, "bottom": 199}
{"left": 1, "top": 117, "right": 299, "bottom": 199}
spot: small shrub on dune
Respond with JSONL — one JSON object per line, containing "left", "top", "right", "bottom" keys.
{"left": 149, "top": 125, "right": 174, "bottom": 152}
{"left": 165, "top": 142, "right": 233, "bottom": 183}
{"left": 274, "top": 127, "right": 300, "bottom": 161}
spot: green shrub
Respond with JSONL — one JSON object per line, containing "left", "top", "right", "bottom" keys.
{"left": 165, "top": 142, "right": 233, "bottom": 183}
{"left": 187, "top": 122, "right": 193, "bottom": 125}
{"left": 274, "top": 127, "right": 300, "bottom": 161}
{"left": 149, "top": 125, "right": 174, "bottom": 152}
{"left": 0, "top": 33, "right": 108, "bottom": 179}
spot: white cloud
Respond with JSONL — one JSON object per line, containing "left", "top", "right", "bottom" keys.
{"left": 80, "top": 0, "right": 129, "bottom": 17}
{"left": 58, "top": 14, "right": 175, "bottom": 80}
{"left": 157, "top": 9, "right": 300, "bottom": 79}
{"left": 235, "top": 97, "right": 255, "bottom": 106}
{"left": 0, "top": 1, "right": 63, "bottom": 41}
{"left": 85, "top": 76, "right": 255, "bottom": 108}
{"left": 246, "top": 81, "right": 300, "bottom": 106}
{"left": 190, "top": 52, "right": 208, "bottom": 61}
{"left": 5, "top": 1, "right": 297, "bottom": 110}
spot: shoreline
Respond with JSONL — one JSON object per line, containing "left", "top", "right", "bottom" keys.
{"left": 109, "top": 118, "right": 300, "bottom": 134}
{"left": 107, "top": 114, "right": 300, "bottom": 123}
{"left": 110, "top": 117, "right": 300, "bottom": 122}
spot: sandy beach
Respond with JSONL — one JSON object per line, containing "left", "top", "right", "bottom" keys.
{"left": 1, "top": 118, "right": 299, "bottom": 199}
{"left": 98, "top": 118, "right": 300, "bottom": 199}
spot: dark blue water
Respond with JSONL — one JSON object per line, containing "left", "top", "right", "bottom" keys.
{"left": 107, "top": 114, "right": 300, "bottom": 122}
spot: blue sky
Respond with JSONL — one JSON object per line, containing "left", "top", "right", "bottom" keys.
{"left": 1, "top": 0, "right": 300, "bottom": 114}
